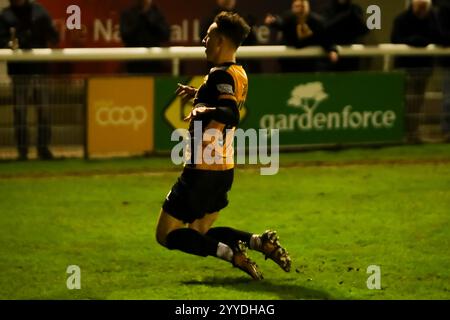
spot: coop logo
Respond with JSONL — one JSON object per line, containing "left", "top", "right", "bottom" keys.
{"left": 260, "top": 82, "right": 397, "bottom": 131}
{"left": 95, "top": 100, "right": 148, "bottom": 130}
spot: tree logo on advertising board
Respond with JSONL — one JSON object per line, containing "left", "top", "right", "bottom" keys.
{"left": 288, "top": 82, "right": 328, "bottom": 111}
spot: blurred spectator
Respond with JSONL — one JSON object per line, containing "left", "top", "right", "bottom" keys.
{"left": 120, "top": 0, "right": 170, "bottom": 74}
{"left": 265, "top": 0, "right": 338, "bottom": 73}
{"left": 391, "top": 0, "right": 443, "bottom": 143}
{"left": 0, "top": 0, "right": 59, "bottom": 160}
{"left": 323, "top": 0, "right": 369, "bottom": 71}
{"left": 200, "top": 0, "right": 260, "bottom": 72}
{"left": 435, "top": 0, "right": 450, "bottom": 142}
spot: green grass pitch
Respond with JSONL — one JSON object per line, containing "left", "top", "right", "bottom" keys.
{"left": 0, "top": 144, "right": 449, "bottom": 300}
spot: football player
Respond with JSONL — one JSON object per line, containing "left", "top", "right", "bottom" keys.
{"left": 156, "top": 12, "right": 291, "bottom": 280}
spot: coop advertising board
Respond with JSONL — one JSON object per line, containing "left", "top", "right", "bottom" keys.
{"left": 87, "top": 77, "right": 154, "bottom": 157}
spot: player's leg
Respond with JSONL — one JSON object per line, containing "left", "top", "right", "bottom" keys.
{"left": 188, "top": 212, "right": 219, "bottom": 234}
{"left": 201, "top": 181, "right": 292, "bottom": 273}
{"left": 156, "top": 208, "right": 219, "bottom": 256}
{"left": 202, "top": 169, "right": 292, "bottom": 273}
{"left": 188, "top": 213, "right": 264, "bottom": 279}
{"left": 157, "top": 210, "right": 262, "bottom": 280}
{"left": 188, "top": 212, "right": 257, "bottom": 266}
{"left": 157, "top": 169, "right": 262, "bottom": 279}
{"left": 155, "top": 208, "right": 186, "bottom": 247}
{"left": 200, "top": 178, "right": 255, "bottom": 248}
{"left": 205, "top": 219, "right": 292, "bottom": 273}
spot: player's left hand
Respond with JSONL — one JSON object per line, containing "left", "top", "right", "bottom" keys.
{"left": 184, "top": 104, "right": 215, "bottom": 122}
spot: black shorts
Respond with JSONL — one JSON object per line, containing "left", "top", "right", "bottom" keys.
{"left": 162, "top": 168, "right": 234, "bottom": 224}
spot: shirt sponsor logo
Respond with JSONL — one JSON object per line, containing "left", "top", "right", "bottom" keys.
{"left": 217, "top": 84, "right": 234, "bottom": 95}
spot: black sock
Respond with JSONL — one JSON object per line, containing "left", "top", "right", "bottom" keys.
{"left": 166, "top": 228, "right": 219, "bottom": 257}
{"left": 206, "top": 227, "right": 253, "bottom": 248}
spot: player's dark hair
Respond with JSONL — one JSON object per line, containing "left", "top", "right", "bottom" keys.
{"left": 214, "top": 11, "right": 251, "bottom": 48}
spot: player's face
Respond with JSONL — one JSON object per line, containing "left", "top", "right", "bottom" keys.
{"left": 202, "top": 23, "right": 221, "bottom": 64}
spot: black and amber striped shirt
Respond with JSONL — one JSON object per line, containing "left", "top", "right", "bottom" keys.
{"left": 185, "top": 62, "right": 248, "bottom": 171}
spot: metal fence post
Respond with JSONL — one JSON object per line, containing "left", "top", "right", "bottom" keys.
{"left": 172, "top": 58, "right": 180, "bottom": 77}
{"left": 383, "top": 54, "right": 393, "bottom": 72}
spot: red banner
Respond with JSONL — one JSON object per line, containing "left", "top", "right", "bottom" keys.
{"left": 38, "top": 0, "right": 331, "bottom": 74}
{"left": 39, "top": 0, "right": 295, "bottom": 48}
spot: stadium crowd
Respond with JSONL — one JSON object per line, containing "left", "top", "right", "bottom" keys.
{"left": 1, "top": 0, "right": 449, "bottom": 73}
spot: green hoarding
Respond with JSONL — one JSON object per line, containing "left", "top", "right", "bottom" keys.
{"left": 154, "top": 73, "right": 405, "bottom": 151}
{"left": 154, "top": 76, "right": 190, "bottom": 152}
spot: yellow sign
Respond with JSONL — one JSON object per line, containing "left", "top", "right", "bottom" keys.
{"left": 88, "top": 77, "right": 154, "bottom": 157}
{"left": 164, "top": 76, "right": 247, "bottom": 130}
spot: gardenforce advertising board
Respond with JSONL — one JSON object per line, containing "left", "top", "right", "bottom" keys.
{"left": 155, "top": 72, "right": 405, "bottom": 151}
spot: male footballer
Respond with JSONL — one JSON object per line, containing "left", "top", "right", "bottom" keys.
{"left": 155, "top": 12, "right": 291, "bottom": 280}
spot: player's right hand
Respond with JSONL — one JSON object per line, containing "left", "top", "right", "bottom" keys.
{"left": 183, "top": 104, "right": 215, "bottom": 122}
{"left": 176, "top": 83, "right": 197, "bottom": 102}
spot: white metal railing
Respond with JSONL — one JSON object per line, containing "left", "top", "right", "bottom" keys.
{"left": 0, "top": 44, "right": 449, "bottom": 76}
